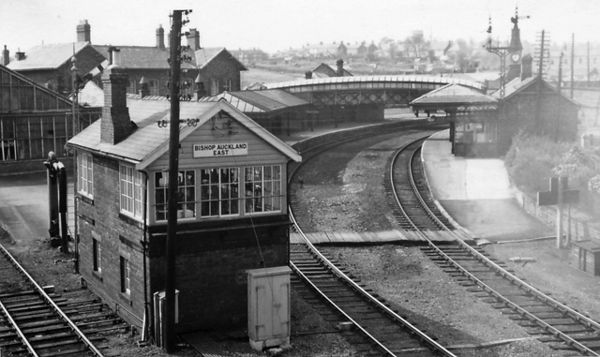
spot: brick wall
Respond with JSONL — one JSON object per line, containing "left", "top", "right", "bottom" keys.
{"left": 77, "top": 153, "right": 146, "bottom": 328}
{"left": 148, "top": 215, "right": 289, "bottom": 332}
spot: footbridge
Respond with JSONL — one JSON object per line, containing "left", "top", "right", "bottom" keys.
{"left": 265, "top": 75, "right": 486, "bottom": 108}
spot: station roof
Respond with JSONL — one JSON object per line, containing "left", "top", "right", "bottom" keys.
{"left": 492, "top": 76, "right": 579, "bottom": 107}
{"left": 67, "top": 99, "right": 301, "bottom": 168}
{"left": 411, "top": 84, "right": 497, "bottom": 106}
{"left": 265, "top": 74, "right": 486, "bottom": 91}
{"left": 199, "top": 89, "right": 309, "bottom": 114}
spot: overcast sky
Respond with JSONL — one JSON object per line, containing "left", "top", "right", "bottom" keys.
{"left": 1, "top": 0, "right": 598, "bottom": 54}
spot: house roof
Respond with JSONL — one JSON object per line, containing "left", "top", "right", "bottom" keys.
{"left": 7, "top": 42, "right": 99, "bottom": 70}
{"left": 93, "top": 45, "right": 196, "bottom": 70}
{"left": 194, "top": 48, "right": 247, "bottom": 71}
{"left": 67, "top": 99, "right": 301, "bottom": 169}
{"left": 199, "top": 89, "right": 309, "bottom": 113}
{"left": 312, "top": 63, "right": 352, "bottom": 77}
{"left": 410, "top": 84, "right": 497, "bottom": 106}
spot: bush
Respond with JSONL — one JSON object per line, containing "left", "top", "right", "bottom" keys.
{"left": 504, "top": 132, "right": 570, "bottom": 193}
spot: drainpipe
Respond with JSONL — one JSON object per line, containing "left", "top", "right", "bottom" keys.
{"left": 140, "top": 170, "right": 151, "bottom": 343}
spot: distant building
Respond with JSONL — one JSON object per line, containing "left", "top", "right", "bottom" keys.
{"left": 6, "top": 40, "right": 106, "bottom": 95}
{"left": 6, "top": 20, "right": 247, "bottom": 99}
{"left": 312, "top": 60, "right": 352, "bottom": 78}
{"left": 0, "top": 64, "right": 100, "bottom": 172}
{"left": 195, "top": 47, "right": 247, "bottom": 97}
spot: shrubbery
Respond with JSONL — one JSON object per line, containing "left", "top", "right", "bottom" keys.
{"left": 505, "top": 132, "right": 600, "bottom": 214}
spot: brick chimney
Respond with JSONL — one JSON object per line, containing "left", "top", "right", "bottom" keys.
{"left": 305, "top": 71, "right": 313, "bottom": 79}
{"left": 1, "top": 45, "right": 9, "bottom": 65}
{"left": 336, "top": 59, "right": 344, "bottom": 77}
{"left": 77, "top": 20, "right": 91, "bottom": 43}
{"left": 101, "top": 49, "right": 134, "bottom": 144}
{"left": 187, "top": 28, "right": 200, "bottom": 51}
{"left": 15, "top": 51, "right": 25, "bottom": 61}
{"left": 156, "top": 25, "right": 165, "bottom": 49}
{"left": 521, "top": 54, "right": 533, "bottom": 80}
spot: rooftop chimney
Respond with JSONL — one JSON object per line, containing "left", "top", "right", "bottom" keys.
{"left": 305, "top": 71, "right": 313, "bottom": 79}
{"left": 336, "top": 59, "right": 344, "bottom": 77}
{"left": 77, "top": 20, "right": 91, "bottom": 43}
{"left": 521, "top": 54, "right": 533, "bottom": 80}
{"left": 101, "top": 57, "right": 134, "bottom": 144}
{"left": 1, "top": 45, "right": 9, "bottom": 65}
{"left": 156, "top": 25, "right": 165, "bottom": 49}
{"left": 107, "top": 46, "right": 120, "bottom": 66}
{"left": 187, "top": 28, "right": 200, "bottom": 51}
{"left": 15, "top": 51, "right": 25, "bottom": 61}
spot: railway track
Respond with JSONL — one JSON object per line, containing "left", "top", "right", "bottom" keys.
{"left": 390, "top": 140, "right": 600, "bottom": 356}
{"left": 0, "top": 242, "right": 126, "bottom": 357}
{"left": 288, "top": 125, "right": 457, "bottom": 357}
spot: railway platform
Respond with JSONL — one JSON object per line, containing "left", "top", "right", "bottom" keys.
{"left": 421, "top": 130, "right": 552, "bottom": 242}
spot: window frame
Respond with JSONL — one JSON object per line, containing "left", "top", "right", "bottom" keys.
{"left": 119, "top": 163, "right": 144, "bottom": 220}
{"left": 154, "top": 169, "right": 197, "bottom": 222}
{"left": 199, "top": 167, "right": 240, "bottom": 218}
{"left": 92, "top": 238, "right": 101, "bottom": 274}
{"left": 78, "top": 152, "right": 94, "bottom": 199}
{"left": 244, "top": 165, "right": 283, "bottom": 216}
{"left": 120, "top": 256, "right": 131, "bottom": 296}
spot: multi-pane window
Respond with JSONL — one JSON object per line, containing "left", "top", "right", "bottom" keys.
{"left": 78, "top": 153, "right": 93, "bottom": 198}
{"left": 92, "top": 238, "right": 101, "bottom": 274}
{"left": 120, "top": 256, "right": 130, "bottom": 296}
{"left": 120, "top": 164, "right": 144, "bottom": 219}
{"left": 155, "top": 170, "right": 196, "bottom": 221}
{"left": 244, "top": 165, "right": 282, "bottom": 214}
{"left": 200, "top": 168, "right": 239, "bottom": 217}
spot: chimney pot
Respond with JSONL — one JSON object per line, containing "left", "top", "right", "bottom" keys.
{"left": 156, "top": 25, "right": 165, "bottom": 49}
{"left": 1, "top": 45, "right": 9, "bottom": 65}
{"left": 521, "top": 54, "right": 533, "bottom": 80}
{"left": 187, "top": 28, "right": 200, "bottom": 51}
{"left": 336, "top": 59, "right": 344, "bottom": 77}
{"left": 76, "top": 19, "right": 91, "bottom": 43}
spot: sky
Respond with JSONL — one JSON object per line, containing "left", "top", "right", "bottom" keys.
{"left": 1, "top": 0, "right": 598, "bottom": 54}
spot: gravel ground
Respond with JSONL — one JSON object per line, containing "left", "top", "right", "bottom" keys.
{"left": 290, "top": 130, "right": 590, "bottom": 356}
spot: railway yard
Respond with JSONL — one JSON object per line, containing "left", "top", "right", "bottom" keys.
{"left": 1, "top": 122, "right": 600, "bottom": 356}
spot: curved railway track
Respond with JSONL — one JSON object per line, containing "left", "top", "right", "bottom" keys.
{"left": 389, "top": 140, "right": 600, "bottom": 356}
{"left": 288, "top": 126, "right": 457, "bottom": 357}
{"left": 0, "top": 242, "right": 124, "bottom": 357}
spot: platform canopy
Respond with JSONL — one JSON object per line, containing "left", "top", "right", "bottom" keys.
{"left": 410, "top": 84, "right": 498, "bottom": 113}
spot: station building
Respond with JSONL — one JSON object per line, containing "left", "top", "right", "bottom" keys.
{"left": 411, "top": 55, "right": 579, "bottom": 157}
{"left": 199, "top": 89, "right": 316, "bottom": 136}
{"left": 66, "top": 64, "right": 301, "bottom": 333}
{"left": 0, "top": 64, "right": 100, "bottom": 172}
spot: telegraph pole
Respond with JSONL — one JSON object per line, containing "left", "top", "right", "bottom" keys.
{"left": 165, "top": 9, "right": 184, "bottom": 353}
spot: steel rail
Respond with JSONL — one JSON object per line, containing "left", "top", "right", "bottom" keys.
{"left": 289, "top": 260, "right": 397, "bottom": 356}
{"left": 393, "top": 144, "right": 600, "bottom": 356}
{"left": 0, "top": 299, "right": 39, "bottom": 357}
{"left": 289, "top": 198, "right": 456, "bottom": 354}
{"left": 0, "top": 243, "right": 104, "bottom": 357}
